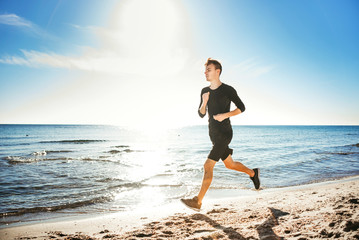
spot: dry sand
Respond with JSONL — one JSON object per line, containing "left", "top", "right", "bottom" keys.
{"left": 1, "top": 177, "right": 358, "bottom": 240}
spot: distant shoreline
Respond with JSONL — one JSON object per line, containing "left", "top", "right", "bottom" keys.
{"left": 1, "top": 124, "right": 359, "bottom": 126}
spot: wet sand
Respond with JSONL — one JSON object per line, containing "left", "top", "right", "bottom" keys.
{"left": 1, "top": 177, "right": 358, "bottom": 240}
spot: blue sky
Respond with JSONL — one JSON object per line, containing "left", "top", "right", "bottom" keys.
{"left": 1, "top": 0, "right": 358, "bottom": 126}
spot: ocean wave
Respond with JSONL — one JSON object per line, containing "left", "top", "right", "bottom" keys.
{"left": 315, "top": 151, "right": 358, "bottom": 156}
{"left": 32, "top": 150, "right": 47, "bottom": 156}
{"left": 107, "top": 148, "right": 138, "bottom": 154}
{"left": 107, "top": 182, "right": 145, "bottom": 190}
{"left": 3, "top": 155, "right": 132, "bottom": 165}
{"left": 79, "top": 157, "right": 123, "bottom": 163}
{"left": 95, "top": 177, "right": 125, "bottom": 183}
{"left": 327, "top": 152, "right": 358, "bottom": 155}
{"left": 153, "top": 173, "right": 174, "bottom": 177}
{"left": 0, "top": 136, "right": 27, "bottom": 140}
{"left": 46, "top": 150, "right": 74, "bottom": 153}
{"left": 108, "top": 150, "right": 122, "bottom": 154}
{"left": 0, "top": 143, "right": 30, "bottom": 147}
{"left": 30, "top": 150, "right": 74, "bottom": 156}
{"left": 80, "top": 157, "right": 114, "bottom": 163}
{"left": 3, "top": 156, "right": 73, "bottom": 164}
{"left": 3, "top": 156, "right": 37, "bottom": 164}
{"left": 340, "top": 143, "right": 359, "bottom": 148}
{"left": 0, "top": 196, "right": 112, "bottom": 217}
{"left": 39, "top": 140, "right": 107, "bottom": 144}
{"left": 112, "top": 145, "right": 130, "bottom": 148}
{"left": 314, "top": 143, "right": 359, "bottom": 156}
{"left": 78, "top": 158, "right": 128, "bottom": 165}
{"left": 0, "top": 183, "right": 83, "bottom": 195}
{"left": 143, "top": 183, "right": 183, "bottom": 188}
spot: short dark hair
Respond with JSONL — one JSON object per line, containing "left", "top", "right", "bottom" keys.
{"left": 205, "top": 58, "right": 222, "bottom": 75}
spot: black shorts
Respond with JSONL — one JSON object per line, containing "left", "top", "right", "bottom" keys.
{"left": 208, "top": 123, "right": 233, "bottom": 161}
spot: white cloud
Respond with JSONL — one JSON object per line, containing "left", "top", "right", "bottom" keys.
{"left": 228, "top": 58, "right": 275, "bottom": 80}
{"left": 0, "top": 13, "right": 53, "bottom": 39}
{"left": 68, "top": 23, "right": 98, "bottom": 32}
{"left": 0, "top": 14, "right": 32, "bottom": 27}
{"left": 0, "top": 52, "right": 31, "bottom": 66}
{"left": 0, "top": 48, "right": 190, "bottom": 77}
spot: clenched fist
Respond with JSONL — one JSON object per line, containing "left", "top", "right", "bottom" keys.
{"left": 202, "top": 92, "right": 210, "bottom": 104}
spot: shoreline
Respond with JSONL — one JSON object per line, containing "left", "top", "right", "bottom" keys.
{"left": 2, "top": 175, "right": 358, "bottom": 229}
{"left": 1, "top": 175, "right": 358, "bottom": 239}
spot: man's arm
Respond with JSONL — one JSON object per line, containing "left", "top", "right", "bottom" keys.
{"left": 198, "top": 92, "right": 210, "bottom": 118}
{"left": 213, "top": 85, "right": 245, "bottom": 122}
{"left": 213, "top": 108, "right": 242, "bottom": 122}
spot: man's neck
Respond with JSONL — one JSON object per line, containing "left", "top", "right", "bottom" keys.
{"left": 210, "top": 79, "right": 222, "bottom": 90}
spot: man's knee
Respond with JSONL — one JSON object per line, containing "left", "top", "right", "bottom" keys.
{"left": 223, "top": 156, "right": 234, "bottom": 170}
{"left": 203, "top": 159, "right": 216, "bottom": 172}
{"left": 224, "top": 162, "right": 234, "bottom": 170}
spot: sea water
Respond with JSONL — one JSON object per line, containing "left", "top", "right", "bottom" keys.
{"left": 0, "top": 124, "right": 358, "bottom": 226}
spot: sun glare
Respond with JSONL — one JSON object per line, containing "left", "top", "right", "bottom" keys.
{"left": 92, "top": 0, "right": 194, "bottom": 128}
{"left": 103, "top": 0, "right": 189, "bottom": 77}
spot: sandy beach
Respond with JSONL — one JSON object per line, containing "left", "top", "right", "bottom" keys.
{"left": 1, "top": 176, "right": 358, "bottom": 240}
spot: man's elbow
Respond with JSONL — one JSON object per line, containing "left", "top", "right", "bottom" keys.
{"left": 198, "top": 110, "right": 206, "bottom": 118}
{"left": 237, "top": 106, "right": 245, "bottom": 114}
{"left": 240, "top": 105, "right": 245, "bottom": 113}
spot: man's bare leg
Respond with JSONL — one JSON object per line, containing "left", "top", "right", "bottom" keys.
{"left": 180, "top": 159, "right": 216, "bottom": 210}
{"left": 223, "top": 155, "right": 260, "bottom": 189}
{"left": 223, "top": 155, "right": 255, "bottom": 177}
{"left": 197, "top": 159, "right": 217, "bottom": 204}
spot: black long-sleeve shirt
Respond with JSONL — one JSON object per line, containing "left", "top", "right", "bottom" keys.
{"left": 198, "top": 83, "right": 245, "bottom": 127}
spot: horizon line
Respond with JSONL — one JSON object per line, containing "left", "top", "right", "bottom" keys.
{"left": 0, "top": 123, "right": 358, "bottom": 127}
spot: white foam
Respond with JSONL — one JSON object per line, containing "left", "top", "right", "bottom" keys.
{"left": 32, "top": 150, "right": 47, "bottom": 156}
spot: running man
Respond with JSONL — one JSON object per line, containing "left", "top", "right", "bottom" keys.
{"left": 181, "top": 58, "right": 260, "bottom": 211}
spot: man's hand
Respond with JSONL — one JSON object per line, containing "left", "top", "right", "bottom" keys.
{"left": 214, "top": 108, "right": 242, "bottom": 122}
{"left": 202, "top": 92, "right": 210, "bottom": 104}
{"left": 213, "top": 113, "right": 227, "bottom": 122}
{"left": 199, "top": 92, "right": 210, "bottom": 117}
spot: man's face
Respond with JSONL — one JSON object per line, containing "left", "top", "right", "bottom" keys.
{"left": 204, "top": 64, "right": 218, "bottom": 81}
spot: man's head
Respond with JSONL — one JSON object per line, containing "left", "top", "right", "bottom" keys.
{"left": 204, "top": 58, "right": 222, "bottom": 81}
